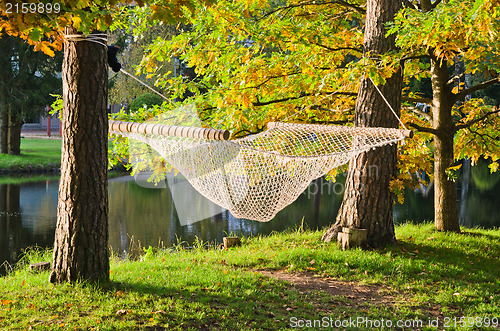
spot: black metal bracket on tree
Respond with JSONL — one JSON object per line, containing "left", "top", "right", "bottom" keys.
{"left": 107, "top": 45, "right": 121, "bottom": 73}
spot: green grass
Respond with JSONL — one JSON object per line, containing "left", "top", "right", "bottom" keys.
{"left": 1, "top": 223, "right": 499, "bottom": 330}
{"left": 0, "top": 138, "right": 61, "bottom": 171}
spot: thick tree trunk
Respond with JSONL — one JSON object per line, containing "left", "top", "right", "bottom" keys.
{"left": 0, "top": 36, "right": 11, "bottom": 155}
{"left": 50, "top": 28, "right": 109, "bottom": 283}
{"left": 0, "top": 89, "right": 8, "bottom": 154}
{"left": 434, "top": 133, "right": 459, "bottom": 232}
{"left": 430, "top": 57, "right": 460, "bottom": 232}
{"left": 8, "top": 108, "right": 23, "bottom": 155}
{"left": 322, "top": 0, "right": 402, "bottom": 248}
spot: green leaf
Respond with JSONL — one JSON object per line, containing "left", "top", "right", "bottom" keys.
{"left": 28, "top": 27, "right": 43, "bottom": 41}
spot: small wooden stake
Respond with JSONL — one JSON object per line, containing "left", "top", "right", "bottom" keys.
{"left": 223, "top": 237, "right": 241, "bottom": 249}
{"left": 337, "top": 227, "right": 367, "bottom": 250}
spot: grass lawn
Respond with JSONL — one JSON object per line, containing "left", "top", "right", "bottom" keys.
{"left": 0, "top": 138, "right": 61, "bottom": 171}
{"left": 0, "top": 223, "right": 499, "bottom": 330}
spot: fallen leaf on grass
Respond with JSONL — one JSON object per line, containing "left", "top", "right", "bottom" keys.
{"left": 116, "top": 309, "right": 128, "bottom": 316}
{"left": 430, "top": 309, "right": 440, "bottom": 316}
{"left": 153, "top": 310, "right": 167, "bottom": 315}
{"left": 1, "top": 300, "right": 12, "bottom": 305}
{"left": 114, "top": 291, "right": 125, "bottom": 297}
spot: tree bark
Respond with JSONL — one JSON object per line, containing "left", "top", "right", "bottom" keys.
{"left": 8, "top": 107, "right": 23, "bottom": 155}
{"left": 0, "top": 36, "right": 12, "bottom": 154}
{"left": 322, "top": 0, "right": 402, "bottom": 248}
{"left": 0, "top": 91, "right": 8, "bottom": 154}
{"left": 430, "top": 56, "right": 460, "bottom": 232}
{"left": 50, "top": 27, "right": 109, "bottom": 283}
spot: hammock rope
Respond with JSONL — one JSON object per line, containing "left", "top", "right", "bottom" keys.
{"left": 110, "top": 118, "right": 411, "bottom": 222}
{"left": 369, "top": 77, "right": 408, "bottom": 130}
{"left": 64, "top": 33, "right": 108, "bottom": 47}
{"left": 66, "top": 33, "right": 413, "bottom": 222}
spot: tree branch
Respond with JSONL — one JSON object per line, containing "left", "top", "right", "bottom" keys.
{"left": 408, "top": 122, "right": 438, "bottom": 135}
{"left": 402, "top": 0, "right": 418, "bottom": 9}
{"left": 233, "top": 128, "right": 261, "bottom": 138}
{"left": 420, "top": 0, "right": 432, "bottom": 11}
{"left": 253, "top": 91, "right": 357, "bottom": 107}
{"left": 455, "top": 107, "right": 500, "bottom": 131}
{"left": 256, "top": 0, "right": 365, "bottom": 21}
{"left": 446, "top": 73, "right": 466, "bottom": 85}
{"left": 402, "top": 96, "right": 433, "bottom": 104}
{"left": 242, "top": 72, "right": 301, "bottom": 90}
{"left": 333, "top": 0, "right": 366, "bottom": 14}
{"left": 400, "top": 54, "right": 430, "bottom": 62}
{"left": 308, "top": 119, "right": 350, "bottom": 125}
{"left": 466, "top": 128, "right": 497, "bottom": 154}
{"left": 313, "top": 43, "right": 362, "bottom": 53}
{"left": 453, "top": 77, "right": 500, "bottom": 102}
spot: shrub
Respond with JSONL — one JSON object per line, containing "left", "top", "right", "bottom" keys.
{"left": 129, "top": 93, "right": 164, "bottom": 113}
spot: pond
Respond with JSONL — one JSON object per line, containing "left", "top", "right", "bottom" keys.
{"left": 1, "top": 161, "right": 499, "bottom": 272}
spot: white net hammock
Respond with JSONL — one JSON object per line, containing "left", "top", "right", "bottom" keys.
{"left": 109, "top": 114, "right": 412, "bottom": 222}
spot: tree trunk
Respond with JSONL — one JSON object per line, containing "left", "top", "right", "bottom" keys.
{"left": 0, "top": 88, "right": 8, "bottom": 154}
{"left": 322, "top": 0, "right": 402, "bottom": 248}
{"left": 8, "top": 107, "right": 23, "bottom": 155}
{"left": 0, "top": 36, "right": 12, "bottom": 155}
{"left": 430, "top": 56, "right": 460, "bottom": 232}
{"left": 50, "top": 28, "right": 109, "bottom": 283}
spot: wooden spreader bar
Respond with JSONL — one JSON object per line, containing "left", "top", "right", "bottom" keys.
{"left": 267, "top": 121, "right": 413, "bottom": 138}
{"left": 109, "top": 120, "right": 230, "bottom": 141}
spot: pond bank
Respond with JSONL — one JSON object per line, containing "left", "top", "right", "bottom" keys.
{"left": 0, "top": 138, "right": 61, "bottom": 174}
{"left": 1, "top": 223, "right": 499, "bottom": 330}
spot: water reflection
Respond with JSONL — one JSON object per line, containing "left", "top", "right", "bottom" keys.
{"left": 0, "top": 174, "right": 341, "bottom": 271}
{"left": 0, "top": 180, "right": 59, "bottom": 273}
{"left": 107, "top": 175, "right": 341, "bottom": 258}
{"left": 393, "top": 160, "right": 500, "bottom": 227}
{"left": 1, "top": 164, "right": 499, "bottom": 273}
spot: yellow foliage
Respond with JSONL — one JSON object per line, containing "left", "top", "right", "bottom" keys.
{"left": 33, "top": 41, "right": 55, "bottom": 57}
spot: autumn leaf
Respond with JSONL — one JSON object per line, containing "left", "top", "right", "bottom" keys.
{"left": 1, "top": 299, "right": 12, "bottom": 305}
{"left": 116, "top": 309, "right": 127, "bottom": 316}
{"left": 72, "top": 16, "right": 83, "bottom": 30}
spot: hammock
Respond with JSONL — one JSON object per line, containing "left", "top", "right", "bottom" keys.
{"left": 63, "top": 33, "right": 412, "bottom": 222}
{"left": 109, "top": 119, "right": 412, "bottom": 222}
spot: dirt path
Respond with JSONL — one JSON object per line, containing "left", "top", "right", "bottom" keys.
{"left": 257, "top": 270, "right": 397, "bottom": 309}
